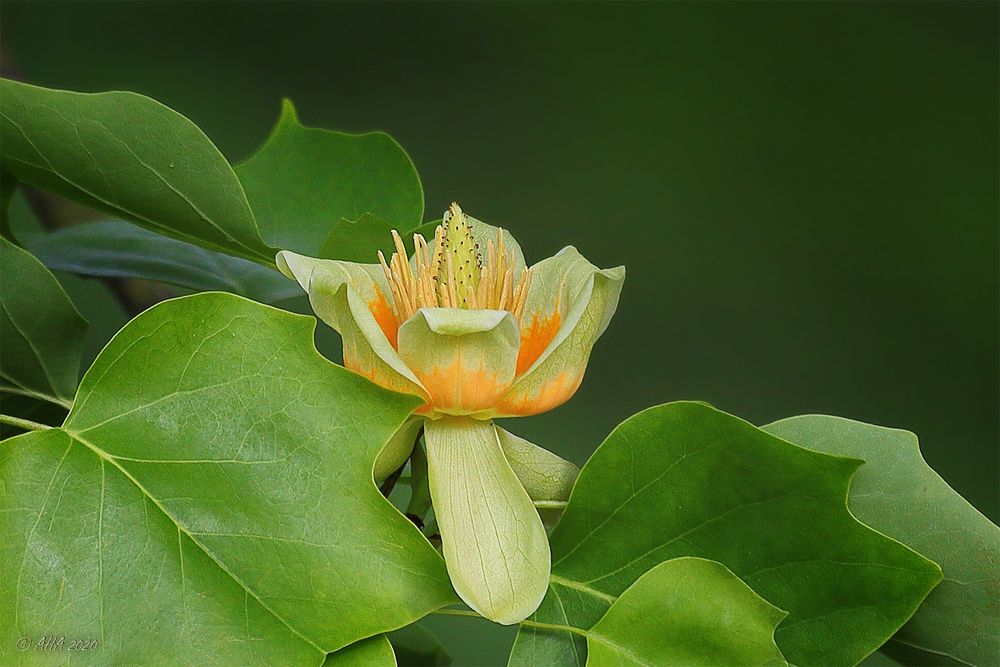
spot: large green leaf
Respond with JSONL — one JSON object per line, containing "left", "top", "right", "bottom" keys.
{"left": 27, "top": 220, "right": 301, "bottom": 305}
{"left": 0, "top": 293, "right": 455, "bottom": 664}
{"left": 764, "top": 416, "right": 1000, "bottom": 666}
{"left": 0, "top": 79, "right": 271, "bottom": 263}
{"left": 236, "top": 99, "right": 424, "bottom": 256}
{"left": 1, "top": 428, "right": 322, "bottom": 666}
{"left": 586, "top": 557, "right": 787, "bottom": 667}
{"left": 0, "top": 237, "right": 87, "bottom": 406}
{"left": 508, "top": 402, "right": 942, "bottom": 667}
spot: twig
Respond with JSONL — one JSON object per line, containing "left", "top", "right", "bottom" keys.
{"left": 0, "top": 413, "right": 53, "bottom": 432}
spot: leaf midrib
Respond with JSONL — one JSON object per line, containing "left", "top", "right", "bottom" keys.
{"left": 63, "top": 426, "right": 327, "bottom": 658}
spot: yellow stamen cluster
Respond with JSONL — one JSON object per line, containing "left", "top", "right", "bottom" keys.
{"left": 378, "top": 203, "right": 532, "bottom": 322}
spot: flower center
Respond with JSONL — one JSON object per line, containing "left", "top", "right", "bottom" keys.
{"left": 378, "top": 202, "right": 532, "bottom": 322}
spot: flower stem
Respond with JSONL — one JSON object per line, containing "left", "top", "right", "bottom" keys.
{"left": 0, "top": 413, "right": 53, "bottom": 432}
{"left": 533, "top": 500, "right": 567, "bottom": 509}
{"left": 431, "top": 608, "right": 588, "bottom": 637}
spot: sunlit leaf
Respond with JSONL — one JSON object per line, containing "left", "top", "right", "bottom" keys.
{"left": 0, "top": 293, "right": 455, "bottom": 664}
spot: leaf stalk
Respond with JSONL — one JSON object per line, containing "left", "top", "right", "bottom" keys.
{"left": 0, "top": 413, "right": 53, "bottom": 432}
{"left": 431, "top": 607, "right": 589, "bottom": 637}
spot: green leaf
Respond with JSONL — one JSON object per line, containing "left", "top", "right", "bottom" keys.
{"left": 236, "top": 99, "right": 424, "bottom": 256}
{"left": 587, "top": 557, "right": 787, "bottom": 667}
{"left": 0, "top": 237, "right": 87, "bottom": 405}
{"left": 1, "top": 293, "right": 456, "bottom": 663}
{"left": 1, "top": 429, "right": 322, "bottom": 666}
{"left": 508, "top": 402, "right": 942, "bottom": 667}
{"left": 0, "top": 79, "right": 271, "bottom": 263}
{"left": 27, "top": 220, "right": 302, "bottom": 305}
{"left": 763, "top": 416, "right": 1000, "bottom": 666}
{"left": 318, "top": 217, "right": 442, "bottom": 264}
{"left": 0, "top": 170, "right": 15, "bottom": 239}
{"left": 324, "top": 636, "right": 396, "bottom": 667}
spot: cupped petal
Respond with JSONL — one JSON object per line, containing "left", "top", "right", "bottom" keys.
{"left": 276, "top": 251, "right": 427, "bottom": 398}
{"left": 424, "top": 417, "right": 550, "bottom": 624}
{"left": 372, "top": 415, "right": 423, "bottom": 482}
{"left": 498, "top": 247, "right": 625, "bottom": 416}
{"left": 397, "top": 308, "right": 519, "bottom": 418}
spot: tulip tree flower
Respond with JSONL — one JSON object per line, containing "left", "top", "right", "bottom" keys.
{"left": 277, "top": 204, "right": 625, "bottom": 624}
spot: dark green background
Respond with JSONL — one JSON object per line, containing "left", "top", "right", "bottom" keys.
{"left": 3, "top": 2, "right": 997, "bottom": 664}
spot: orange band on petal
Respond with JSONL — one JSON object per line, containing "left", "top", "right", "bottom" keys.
{"left": 516, "top": 310, "right": 561, "bottom": 376}
{"left": 414, "top": 357, "right": 510, "bottom": 415}
{"left": 344, "top": 340, "right": 425, "bottom": 397}
{"left": 367, "top": 287, "right": 399, "bottom": 349}
{"left": 497, "top": 370, "right": 583, "bottom": 416}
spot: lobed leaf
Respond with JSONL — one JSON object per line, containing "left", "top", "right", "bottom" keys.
{"left": 0, "top": 293, "right": 456, "bottom": 664}
{"left": 764, "top": 416, "right": 1000, "bottom": 666}
{"left": 236, "top": 100, "right": 424, "bottom": 257}
{"left": 508, "top": 402, "right": 942, "bottom": 667}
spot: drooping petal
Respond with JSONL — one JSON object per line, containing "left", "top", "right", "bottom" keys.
{"left": 497, "top": 427, "right": 579, "bottom": 528}
{"left": 373, "top": 416, "right": 423, "bottom": 482}
{"left": 397, "top": 308, "right": 519, "bottom": 418}
{"left": 498, "top": 247, "right": 625, "bottom": 416}
{"left": 496, "top": 427, "right": 579, "bottom": 503}
{"left": 424, "top": 417, "right": 550, "bottom": 624}
{"left": 276, "top": 251, "right": 427, "bottom": 399}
